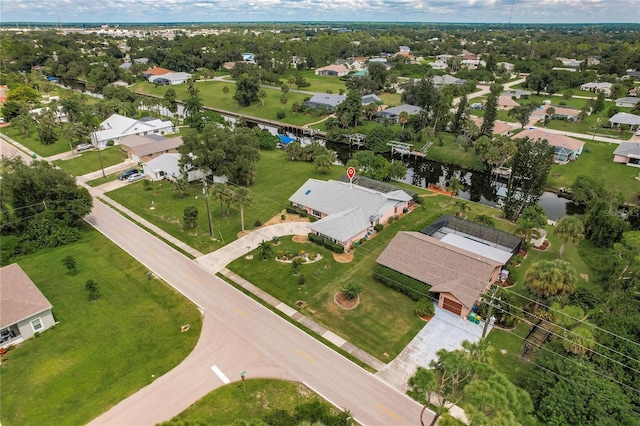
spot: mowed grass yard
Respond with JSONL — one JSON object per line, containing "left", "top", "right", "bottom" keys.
{"left": 161, "top": 379, "right": 347, "bottom": 425}
{"left": 134, "top": 81, "right": 322, "bottom": 127}
{"left": 546, "top": 140, "right": 640, "bottom": 203}
{"left": 0, "top": 228, "right": 202, "bottom": 426}
{"left": 228, "top": 194, "right": 522, "bottom": 361}
{"left": 53, "top": 146, "right": 128, "bottom": 176}
{"left": 1, "top": 124, "right": 70, "bottom": 158}
{"left": 107, "top": 149, "right": 345, "bottom": 254}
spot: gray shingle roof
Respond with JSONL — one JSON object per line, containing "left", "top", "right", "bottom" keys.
{"left": 613, "top": 142, "right": 640, "bottom": 157}
{"left": 0, "top": 264, "right": 52, "bottom": 329}
{"left": 289, "top": 179, "right": 411, "bottom": 242}
{"left": 376, "top": 232, "right": 501, "bottom": 308}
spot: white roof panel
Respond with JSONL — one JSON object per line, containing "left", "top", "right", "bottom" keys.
{"left": 441, "top": 233, "right": 512, "bottom": 265}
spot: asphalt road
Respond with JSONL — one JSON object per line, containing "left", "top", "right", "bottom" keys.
{"left": 86, "top": 199, "right": 427, "bottom": 425}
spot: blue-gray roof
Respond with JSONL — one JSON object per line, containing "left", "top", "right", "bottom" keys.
{"left": 378, "top": 104, "right": 421, "bottom": 118}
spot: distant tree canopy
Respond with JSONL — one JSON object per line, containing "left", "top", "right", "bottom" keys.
{"left": 0, "top": 158, "right": 92, "bottom": 263}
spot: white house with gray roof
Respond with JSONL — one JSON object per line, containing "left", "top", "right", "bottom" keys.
{"left": 612, "top": 142, "right": 640, "bottom": 167}
{"left": 289, "top": 179, "right": 412, "bottom": 250}
{"left": 1, "top": 264, "right": 56, "bottom": 348}
{"left": 377, "top": 104, "right": 421, "bottom": 123}
{"left": 92, "top": 114, "right": 176, "bottom": 148}
{"left": 141, "top": 153, "right": 225, "bottom": 183}
{"left": 304, "top": 93, "right": 346, "bottom": 111}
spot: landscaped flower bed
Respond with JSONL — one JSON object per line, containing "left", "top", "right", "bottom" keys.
{"left": 275, "top": 249, "right": 323, "bottom": 264}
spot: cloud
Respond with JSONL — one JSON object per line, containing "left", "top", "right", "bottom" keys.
{"left": 0, "top": 0, "right": 636, "bottom": 23}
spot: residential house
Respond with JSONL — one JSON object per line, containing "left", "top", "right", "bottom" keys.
{"left": 399, "top": 46, "right": 411, "bottom": 55}
{"left": 314, "top": 64, "right": 349, "bottom": 77}
{"left": 142, "top": 153, "right": 222, "bottom": 182}
{"left": 497, "top": 62, "right": 515, "bottom": 71}
{"left": 625, "top": 69, "right": 640, "bottom": 79}
{"left": 242, "top": 53, "right": 255, "bottom": 62}
{"left": 435, "top": 54, "right": 455, "bottom": 63}
{"left": 92, "top": 114, "right": 176, "bottom": 148}
{"left": 531, "top": 105, "right": 580, "bottom": 122}
{"left": 556, "top": 58, "right": 582, "bottom": 67}
{"left": 609, "top": 112, "right": 640, "bottom": 129}
{"left": 460, "top": 59, "right": 485, "bottom": 70}
{"left": 514, "top": 128, "right": 585, "bottom": 164}
{"left": 362, "top": 94, "right": 382, "bottom": 105}
{"left": 1, "top": 263, "right": 56, "bottom": 348}
{"left": 149, "top": 72, "right": 192, "bottom": 85}
{"left": 469, "top": 116, "right": 512, "bottom": 136}
{"left": 30, "top": 105, "right": 68, "bottom": 122}
{"left": 367, "top": 58, "right": 393, "bottom": 70}
{"left": 376, "top": 216, "right": 521, "bottom": 318}
{"left": 377, "top": 104, "right": 421, "bottom": 124}
{"left": 612, "top": 142, "right": 640, "bottom": 167}
{"left": 120, "top": 134, "right": 183, "bottom": 163}
{"left": 497, "top": 96, "right": 520, "bottom": 110}
{"left": 580, "top": 82, "right": 613, "bottom": 97}
{"left": 615, "top": 97, "right": 640, "bottom": 108}
{"left": 143, "top": 67, "right": 171, "bottom": 78}
{"left": 502, "top": 89, "right": 531, "bottom": 99}
{"left": 288, "top": 178, "right": 412, "bottom": 250}
{"left": 432, "top": 74, "right": 465, "bottom": 88}
{"left": 428, "top": 61, "right": 448, "bottom": 70}
{"left": 303, "top": 93, "right": 346, "bottom": 111}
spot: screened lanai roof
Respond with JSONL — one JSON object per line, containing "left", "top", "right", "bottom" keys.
{"left": 422, "top": 215, "right": 522, "bottom": 255}
{"left": 336, "top": 174, "right": 418, "bottom": 200}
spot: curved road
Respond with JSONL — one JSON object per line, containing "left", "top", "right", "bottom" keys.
{"left": 86, "top": 199, "right": 427, "bottom": 425}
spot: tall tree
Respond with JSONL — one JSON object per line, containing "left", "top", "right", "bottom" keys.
{"left": 508, "top": 103, "right": 535, "bottom": 128}
{"left": 233, "top": 187, "right": 252, "bottom": 232}
{"left": 525, "top": 259, "right": 577, "bottom": 303}
{"left": 480, "top": 83, "right": 501, "bottom": 137}
{"left": 503, "top": 137, "right": 554, "bottom": 220}
{"left": 335, "top": 89, "right": 363, "bottom": 128}
{"left": 451, "top": 94, "right": 469, "bottom": 137}
{"left": 234, "top": 74, "right": 260, "bottom": 107}
{"left": 258, "top": 89, "right": 267, "bottom": 106}
{"left": 10, "top": 109, "right": 33, "bottom": 137}
{"left": 553, "top": 216, "right": 585, "bottom": 259}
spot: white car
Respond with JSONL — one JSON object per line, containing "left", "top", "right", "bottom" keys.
{"left": 76, "top": 143, "right": 93, "bottom": 152}
{"left": 127, "top": 173, "right": 145, "bottom": 183}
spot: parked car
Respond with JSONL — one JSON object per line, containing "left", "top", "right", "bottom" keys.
{"left": 76, "top": 143, "right": 93, "bottom": 152}
{"left": 118, "top": 168, "right": 139, "bottom": 180}
{"left": 127, "top": 173, "right": 145, "bottom": 183}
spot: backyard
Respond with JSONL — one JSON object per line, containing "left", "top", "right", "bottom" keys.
{"left": 53, "top": 146, "right": 128, "bottom": 176}
{"left": 0, "top": 227, "right": 202, "bottom": 426}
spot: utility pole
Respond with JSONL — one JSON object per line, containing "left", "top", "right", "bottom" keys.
{"left": 92, "top": 131, "right": 106, "bottom": 178}
{"left": 482, "top": 284, "right": 500, "bottom": 339}
{"left": 202, "top": 177, "right": 213, "bottom": 237}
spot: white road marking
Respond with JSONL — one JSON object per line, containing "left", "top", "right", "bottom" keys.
{"left": 210, "top": 365, "right": 230, "bottom": 384}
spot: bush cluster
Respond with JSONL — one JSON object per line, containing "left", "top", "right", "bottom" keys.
{"left": 307, "top": 233, "right": 344, "bottom": 253}
{"left": 373, "top": 264, "right": 430, "bottom": 300}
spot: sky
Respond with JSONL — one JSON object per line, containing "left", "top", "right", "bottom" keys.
{"left": 1, "top": 0, "right": 639, "bottom": 24}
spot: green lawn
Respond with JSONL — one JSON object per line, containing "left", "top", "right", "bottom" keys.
{"left": 283, "top": 70, "right": 348, "bottom": 94}
{"left": 107, "top": 149, "right": 345, "bottom": 254}
{"left": 134, "top": 81, "right": 322, "bottom": 127}
{"left": 160, "top": 379, "right": 349, "bottom": 425}
{"left": 1, "top": 125, "right": 70, "bottom": 158}
{"left": 53, "top": 147, "right": 128, "bottom": 176}
{"left": 378, "top": 92, "right": 403, "bottom": 106}
{"left": 486, "top": 323, "right": 533, "bottom": 384}
{"left": 424, "top": 132, "right": 486, "bottom": 170}
{"left": 546, "top": 140, "right": 640, "bottom": 203}
{"left": 0, "top": 227, "right": 202, "bottom": 426}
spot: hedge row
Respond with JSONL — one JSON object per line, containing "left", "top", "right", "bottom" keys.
{"left": 285, "top": 205, "right": 308, "bottom": 217}
{"left": 307, "top": 233, "right": 344, "bottom": 253}
{"left": 373, "top": 264, "right": 430, "bottom": 301}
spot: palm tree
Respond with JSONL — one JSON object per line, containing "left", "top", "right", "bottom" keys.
{"left": 233, "top": 187, "right": 252, "bottom": 232}
{"left": 454, "top": 199, "right": 471, "bottom": 218}
{"left": 515, "top": 217, "right": 540, "bottom": 249}
{"left": 448, "top": 177, "right": 463, "bottom": 197}
{"left": 553, "top": 216, "right": 585, "bottom": 259}
{"left": 313, "top": 154, "right": 333, "bottom": 173}
{"left": 285, "top": 141, "right": 304, "bottom": 161}
{"left": 473, "top": 214, "right": 495, "bottom": 228}
{"left": 525, "top": 259, "right": 577, "bottom": 303}
{"left": 398, "top": 111, "right": 409, "bottom": 130}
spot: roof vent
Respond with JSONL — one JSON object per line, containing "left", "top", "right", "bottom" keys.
{"left": 305, "top": 189, "right": 311, "bottom": 195}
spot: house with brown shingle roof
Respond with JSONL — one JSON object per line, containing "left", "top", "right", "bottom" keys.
{"left": 514, "top": 128, "right": 584, "bottom": 164}
{"left": 498, "top": 96, "right": 520, "bottom": 110}
{"left": 1, "top": 264, "right": 55, "bottom": 348}
{"left": 120, "top": 134, "right": 183, "bottom": 163}
{"left": 376, "top": 232, "right": 503, "bottom": 318}
{"left": 314, "top": 64, "right": 349, "bottom": 77}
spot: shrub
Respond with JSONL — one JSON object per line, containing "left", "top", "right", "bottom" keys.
{"left": 276, "top": 111, "right": 286, "bottom": 119}
{"left": 285, "top": 206, "right": 298, "bottom": 214}
{"left": 254, "top": 219, "right": 262, "bottom": 227}
{"left": 374, "top": 224, "right": 384, "bottom": 232}
{"left": 323, "top": 240, "right": 344, "bottom": 253}
{"left": 299, "top": 210, "right": 308, "bottom": 218}
{"left": 414, "top": 298, "right": 436, "bottom": 317}
{"left": 308, "top": 233, "right": 324, "bottom": 245}
{"left": 342, "top": 283, "right": 362, "bottom": 300}
{"left": 373, "top": 264, "right": 429, "bottom": 300}
{"left": 298, "top": 274, "right": 306, "bottom": 285}
{"left": 281, "top": 214, "right": 286, "bottom": 220}
{"left": 143, "top": 180, "right": 152, "bottom": 191}
{"left": 308, "top": 253, "right": 317, "bottom": 261}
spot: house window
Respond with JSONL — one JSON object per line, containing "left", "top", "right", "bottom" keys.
{"left": 31, "top": 317, "right": 43, "bottom": 332}
{"left": 312, "top": 209, "right": 321, "bottom": 217}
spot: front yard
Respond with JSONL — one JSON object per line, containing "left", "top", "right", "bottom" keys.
{"left": 0, "top": 227, "right": 202, "bottom": 426}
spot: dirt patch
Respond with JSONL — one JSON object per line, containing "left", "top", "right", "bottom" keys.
{"left": 292, "top": 235, "right": 309, "bottom": 243}
{"left": 263, "top": 210, "right": 310, "bottom": 226}
{"left": 333, "top": 252, "right": 353, "bottom": 263}
{"left": 334, "top": 291, "right": 359, "bottom": 309}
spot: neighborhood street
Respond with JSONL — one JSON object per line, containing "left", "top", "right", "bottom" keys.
{"left": 85, "top": 199, "right": 428, "bottom": 425}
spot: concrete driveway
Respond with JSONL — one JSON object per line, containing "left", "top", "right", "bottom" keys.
{"left": 375, "top": 308, "right": 490, "bottom": 393}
